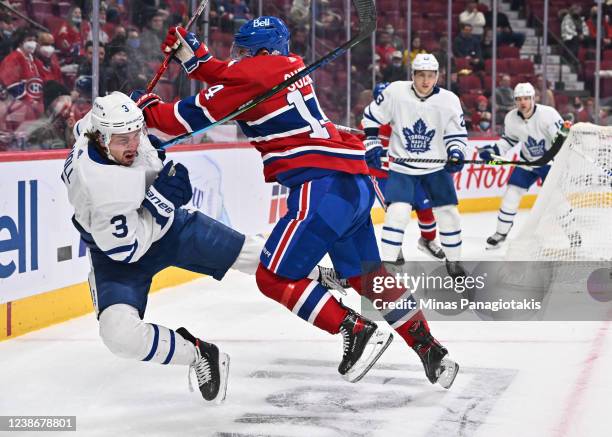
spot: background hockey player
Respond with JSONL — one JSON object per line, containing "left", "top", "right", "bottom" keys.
{"left": 478, "top": 82, "right": 569, "bottom": 249}
{"left": 362, "top": 82, "right": 445, "bottom": 262}
{"left": 362, "top": 53, "right": 467, "bottom": 278}
{"left": 131, "top": 17, "right": 458, "bottom": 388}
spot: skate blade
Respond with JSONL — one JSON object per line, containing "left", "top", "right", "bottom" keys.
{"left": 437, "top": 357, "right": 459, "bottom": 389}
{"left": 214, "top": 353, "right": 230, "bottom": 405}
{"left": 344, "top": 330, "right": 393, "bottom": 383}
{"left": 417, "top": 242, "right": 446, "bottom": 261}
{"left": 485, "top": 243, "right": 503, "bottom": 251}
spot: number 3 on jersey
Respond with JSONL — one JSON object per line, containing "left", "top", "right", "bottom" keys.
{"left": 286, "top": 90, "right": 330, "bottom": 139}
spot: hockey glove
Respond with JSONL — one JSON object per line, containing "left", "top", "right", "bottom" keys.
{"left": 150, "top": 160, "right": 192, "bottom": 209}
{"left": 445, "top": 148, "right": 465, "bottom": 173}
{"left": 147, "top": 134, "right": 166, "bottom": 162}
{"left": 130, "top": 90, "right": 161, "bottom": 110}
{"left": 364, "top": 137, "right": 384, "bottom": 169}
{"left": 161, "top": 26, "right": 211, "bottom": 74}
{"left": 478, "top": 144, "right": 500, "bottom": 161}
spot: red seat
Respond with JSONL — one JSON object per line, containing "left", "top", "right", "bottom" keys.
{"left": 458, "top": 74, "right": 483, "bottom": 94}
{"left": 455, "top": 57, "right": 471, "bottom": 70}
{"left": 498, "top": 46, "right": 520, "bottom": 59}
{"left": 461, "top": 93, "right": 481, "bottom": 111}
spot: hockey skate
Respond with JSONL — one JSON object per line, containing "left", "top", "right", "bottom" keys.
{"left": 409, "top": 321, "right": 459, "bottom": 389}
{"left": 417, "top": 237, "right": 446, "bottom": 261}
{"left": 486, "top": 232, "right": 507, "bottom": 250}
{"left": 445, "top": 260, "right": 466, "bottom": 279}
{"left": 177, "top": 327, "right": 230, "bottom": 404}
{"left": 338, "top": 307, "right": 393, "bottom": 383}
{"left": 317, "top": 266, "right": 350, "bottom": 294}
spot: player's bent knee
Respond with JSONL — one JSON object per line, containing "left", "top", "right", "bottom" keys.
{"left": 385, "top": 202, "right": 412, "bottom": 228}
{"left": 433, "top": 205, "right": 461, "bottom": 229}
{"left": 231, "top": 234, "right": 265, "bottom": 275}
{"left": 99, "top": 304, "right": 150, "bottom": 359}
{"left": 503, "top": 185, "right": 527, "bottom": 210}
{"left": 255, "top": 263, "right": 293, "bottom": 307}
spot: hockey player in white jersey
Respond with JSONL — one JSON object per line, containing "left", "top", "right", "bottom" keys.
{"left": 63, "top": 92, "right": 379, "bottom": 402}
{"left": 478, "top": 82, "right": 567, "bottom": 249}
{"left": 362, "top": 53, "right": 467, "bottom": 277}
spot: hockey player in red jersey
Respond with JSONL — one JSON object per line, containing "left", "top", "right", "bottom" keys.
{"left": 131, "top": 16, "right": 458, "bottom": 387}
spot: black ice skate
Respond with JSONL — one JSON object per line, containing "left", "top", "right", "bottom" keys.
{"left": 176, "top": 327, "right": 230, "bottom": 404}
{"left": 417, "top": 237, "right": 446, "bottom": 261}
{"left": 486, "top": 232, "right": 507, "bottom": 250}
{"left": 445, "top": 260, "right": 466, "bottom": 279}
{"left": 338, "top": 307, "right": 393, "bottom": 383}
{"left": 409, "top": 321, "right": 459, "bottom": 389}
{"left": 317, "top": 266, "right": 350, "bottom": 294}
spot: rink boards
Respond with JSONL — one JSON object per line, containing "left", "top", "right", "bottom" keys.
{"left": 0, "top": 139, "right": 540, "bottom": 340}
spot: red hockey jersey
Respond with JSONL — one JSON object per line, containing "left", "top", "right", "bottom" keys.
{"left": 0, "top": 49, "right": 43, "bottom": 102}
{"left": 144, "top": 54, "right": 368, "bottom": 186}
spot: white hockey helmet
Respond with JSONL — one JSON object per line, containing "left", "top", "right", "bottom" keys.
{"left": 90, "top": 91, "right": 145, "bottom": 148}
{"left": 411, "top": 53, "right": 439, "bottom": 74}
{"left": 513, "top": 82, "right": 536, "bottom": 99}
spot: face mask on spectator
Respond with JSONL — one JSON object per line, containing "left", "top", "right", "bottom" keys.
{"left": 479, "top": 121, "right": 490, "bottom": 131}
{"left": 22, "top": 40, "right": 37, "bottom": 54}
{"left": 39, "top": 45, "right": 55, "bottom": 58}
{"left": 392, "top": 60, "right": 402, "bottom": 68}
{"left": 72, "top": 16, "right": 82, "bottom": 25}
{"left": 127, "top": 38, "right": 140, "bottom": 49}
{"left": 3, "top": 29, "right": 11, "bottom": 38}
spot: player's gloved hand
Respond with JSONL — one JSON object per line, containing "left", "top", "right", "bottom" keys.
{"left": 161, "top": 26, "right": 210, "bottom": 74}
{"left": 478, "top": 144, "right": 500, "bottom": 161}
{"left": 147, "top": 134, "right": 166, "bottom": 162}
{"left": 151, "top": 160, "right": 193, "bottom": 208}
{"left": 364, "top": 137, "right": 384, "bottom": 169}
{"left": 445, "top": 148, "right": 465, "bottom": 173}
{"left": 130, "top": 89, "right": 161, "bottom": 111}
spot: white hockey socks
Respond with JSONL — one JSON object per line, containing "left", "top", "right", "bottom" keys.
{"left": 496, "top": 185, "right": 526, "bottom": 235}
{"left": 434, "top": 205, "right": 462, "bottom": 261}
{"left": 99, "top": 304, "right": 196, "bottom": 365}
{"left": 381, "top": 202, "right": 412, "bottom": 262}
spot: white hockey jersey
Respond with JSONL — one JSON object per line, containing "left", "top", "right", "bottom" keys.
{"left": 499, "top": 104, "right": 564, "bottom": 163}
{"left": 62, "top": 112, "right": 166, "bottom": 263}
{"left": 362, "top": 81, "right": 468, "bottom": 175}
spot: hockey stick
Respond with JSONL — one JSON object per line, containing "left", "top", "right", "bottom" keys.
{"left": 0, "top": 1, "right": 49, "bottom": 32}
{"left": 393, "top": 121, "right": 573, "bottom": 167}
{"left": 146, "top": 0, "right": 209, "bottom": 93}
{"left": 160, "top": 0, "right": 377, "bottom": 149}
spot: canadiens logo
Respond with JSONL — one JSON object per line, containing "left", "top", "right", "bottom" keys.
{"left": 402, "top": 119, "right": 435, "bottom": 154}
{"left": 26, "top": 78, "right": 43, "bottom": 97}
{"left": 525, "top": 136, "right": 546, "bottom": 157}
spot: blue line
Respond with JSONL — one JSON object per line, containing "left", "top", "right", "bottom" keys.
{"left": 381, "top": 239, "right": 403, "bottom": 246}
{"left": 162, "top": 330, "right": 176, "bottom": 365}
{"left": 440, "top": 230, "right": 461, "bottom": 236}
{"left": 441, "top": 241, "right": 462, "bottom": 248}
{"left": 143, "top": 324, "right": 159, "bottom": 361}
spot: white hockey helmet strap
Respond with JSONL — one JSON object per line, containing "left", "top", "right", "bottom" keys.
{"left": 90, "top": 92, "right": 145, "bottom": 153}
{"left": 513, "top": 82, "right": 536, "bottom": 99}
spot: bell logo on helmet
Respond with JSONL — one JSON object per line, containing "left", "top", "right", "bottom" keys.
{"left": 253, "top": 18, "right": 271, "bottom": 27}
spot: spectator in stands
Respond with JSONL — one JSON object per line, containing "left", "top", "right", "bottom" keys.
{"left": 471, "top": 95, "right": 492, "bottom": 128}
{"left": 316, "top": 9, "right": 343, "bottom": 42}
{"left": 78, "top": 41, "right": 106, "bottom": 77}
{"left": 86, "top": 4, "right": 111, "bottom": 45}
{"left": 71, "top": 75, "right": 93, "bottom": 122}
{"left": 481, "top": 28, "right": 494, "bottom": 59}
{"left": 140, "top": 11, "right": 166, "bottom": 63}
{"left": 224, "top": 0, "right": 252, "bottom": 30}
{"left": 54, "top": 6, "right": 85, "bottom": 64}
{"left": 460, "top": 1, "right": 486, "bottom": 38}
{"left": 404, "top": 36, "right": 426, "bottom": 63}
{"left": 289, "top": 0, "right": 311, "bottom": 29}
{"left": 535, "top": 74, "right": 555, "bottom": 108}
{"left": 561, "top": 4, "right": 589, "bottom": 57}
{"left": 0, "top": 14, "right": 14, "bottom": 60}
{"left": 453, "top": 24, "right": 483, "bottom": 69}
{"left": 586, "top": 6, "right": 612, "bottom": 48}
{"left": 384, "top": 24, "right": 404, "bottom": 51}
{"left": 382, "top": 50, "right": 407, "bottom": 82}
{"left": 291, "top": 27, "right": 310, "bottom": 60}
{"left": 495, "top": 74, "right": 514, "bottom": 122}
{"left": 571, "top": 96, "right": 592, "bottom": 122}
{"left": 473, "top": 111, "right": 493, "bottom": 134}
{"left": 103, "top": 44, "right": 146, "bottom": 94}
{"left": 0, "top": 27, "right": 44, "bottom": 127}
{"left": 433, "top": 36, "right": 454, "bottom": 73}
{"left": 484, "top": 8, "right": 525, "bottom": 48}
{"left": 34, "top": 32, "right": 63, "bottom": 86}
{"left": 377, "top": 32, "right": 401, "bottom": 68}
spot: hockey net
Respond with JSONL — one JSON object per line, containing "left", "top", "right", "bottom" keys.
{"left": 505, "top": 123, "right": 612, "bottom": 261}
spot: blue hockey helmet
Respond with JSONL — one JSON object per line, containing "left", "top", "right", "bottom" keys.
{"left": 373, "top": 82, "right": 390, "bottom": 100}
{"left": 231, "top": 16, "right": 291, "bottom": 59}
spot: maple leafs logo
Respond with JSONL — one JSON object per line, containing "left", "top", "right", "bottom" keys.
{"left": 402, "top": 119, "right": 436, "bottom": 154}
{"left": 526, "top": 136, "right": 546, "bottom": 157}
